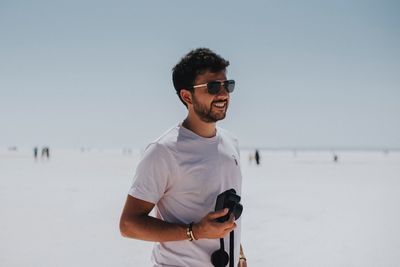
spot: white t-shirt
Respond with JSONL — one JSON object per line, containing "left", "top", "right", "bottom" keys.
{"left": 129, "top": 124, "right": 243, "bottom": 267}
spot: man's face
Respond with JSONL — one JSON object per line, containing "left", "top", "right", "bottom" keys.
{"left": 190, "top": 70, "right": 230, "bottom": 123}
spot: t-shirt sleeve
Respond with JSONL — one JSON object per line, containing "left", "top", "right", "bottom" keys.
{"left": 128, "top": 143, "right": 172, "bottom": 204}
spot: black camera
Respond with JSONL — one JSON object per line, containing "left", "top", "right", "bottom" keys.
{"left": 214, "top": 189, "right": 243, "bottom": 223}
{"left": 211, "top": 189, "right": 243, "bottom": 267}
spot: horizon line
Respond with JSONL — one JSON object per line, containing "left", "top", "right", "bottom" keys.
{"left": 1, "top": 145, "right": 400, "bottom": 152}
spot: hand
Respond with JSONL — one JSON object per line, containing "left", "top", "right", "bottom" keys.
{"left": 238, "top": 258, "right": 247, "bottom": 267}
{"left": 192, "top": 208, "right": 236, "bottom": 239}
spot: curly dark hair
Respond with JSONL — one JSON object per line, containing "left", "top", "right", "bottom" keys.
{"left": 172, "top": 48, "right": 230, "bottom": 107}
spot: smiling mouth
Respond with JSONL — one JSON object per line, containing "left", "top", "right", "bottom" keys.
{"left": 212, "top": 101, "right": 227, "bottom": 109}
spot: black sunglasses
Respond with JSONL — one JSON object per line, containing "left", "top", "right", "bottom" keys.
{"left": 190, "top": 80, "right": 235, "bottom": 95}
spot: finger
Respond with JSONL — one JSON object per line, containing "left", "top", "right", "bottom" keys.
{"left": 228, "top": 213, "right": 235, "bottom": 222}
{"left": 223, "top": 222, "right": 237, "bottom": 232}
{"left": 221, "top": 213, "right": 235, "bottom": 227}
{"left": 227, "top": 222, "right": 237, "bottom": 231}
{"left": 222, "top": 224, "right": 236, "bottom": 236}
{"left": 208, "top": 208, "right": 229, "bottom": 220}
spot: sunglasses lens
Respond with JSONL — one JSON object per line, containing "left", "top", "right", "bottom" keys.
{"left": 225, "top": 80, "right": 235, "bottom": 93}
{"left": 207, "top": 82, "right": 222, "bottom": 95}
{"left": 205, "top": 80, "right": 235, "bottom": 94}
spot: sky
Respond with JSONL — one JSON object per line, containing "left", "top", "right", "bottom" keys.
{"left": 1, "top": 0, "right": 399, "bottom": 150}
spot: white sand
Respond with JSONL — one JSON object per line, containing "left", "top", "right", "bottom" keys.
{"left": 0, "top": 148, "right": 399, "bottom": 266}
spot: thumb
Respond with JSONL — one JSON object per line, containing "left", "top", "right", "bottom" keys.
{"left": 208, "top": 208, "right": 229, "bottom": 220}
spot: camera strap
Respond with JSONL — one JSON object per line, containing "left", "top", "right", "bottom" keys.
{"left": 211, "top": 230, "right": 235, "bottom": 267}
{"left": 229, "top": 231, "right": 234, "bottom": 267}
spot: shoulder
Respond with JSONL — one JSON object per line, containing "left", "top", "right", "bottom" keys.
{"left": 142, "top": 125, "right": 179, "bottom": 159}
{"left": 152, "top": 125, "right": 180, "bottom": 145}
{"left": 217, "top": 127, "right": 240, "bottom": 145}
{"left": 217, "top": 127, "right": 241, "bottom": 156}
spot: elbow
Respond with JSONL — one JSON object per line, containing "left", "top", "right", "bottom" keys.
{"left": 119, "top": 217, "right": 130, "bottom": 238}
{"left": 119, "top": 216, "right": 139, "bottom": 239}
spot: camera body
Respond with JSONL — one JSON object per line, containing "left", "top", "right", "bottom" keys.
{"left": 214, "top": 189, "right": 243, "bottom": 223}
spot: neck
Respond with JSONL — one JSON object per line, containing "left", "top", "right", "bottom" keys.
{"left": 182, "top": 113, "right": 216, "bottom": 138}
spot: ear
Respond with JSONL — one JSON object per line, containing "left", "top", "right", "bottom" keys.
{"left": 180, "top": 89, "right": 193, "bottom": 105}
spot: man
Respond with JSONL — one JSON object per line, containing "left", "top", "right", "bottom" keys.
{"left": 120, "top": 48, "right": 247, "bottom": 267}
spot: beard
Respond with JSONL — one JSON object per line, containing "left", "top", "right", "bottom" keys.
{"left": 192, "top": 95, "right": 228, "bottom": 123}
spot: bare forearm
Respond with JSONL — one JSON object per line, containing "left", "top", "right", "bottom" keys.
{"left": 120, "top": 197, "right": 235, "bottom": 243}
{"left": 120, "top": 215, "right": 187, "bottom": 242}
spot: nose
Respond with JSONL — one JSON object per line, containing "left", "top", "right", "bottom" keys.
{"left": 217, "top": 84, "right": 229, "bottom": 96}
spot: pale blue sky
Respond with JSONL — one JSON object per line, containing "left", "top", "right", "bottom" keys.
{"left": 1, "top": 0, "right": 399, "bottom": 149}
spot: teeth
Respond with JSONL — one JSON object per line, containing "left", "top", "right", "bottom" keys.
{"left": 213, "top": 102, "right": 226, "bottom": 107}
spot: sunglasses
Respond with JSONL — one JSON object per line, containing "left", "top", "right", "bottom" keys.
{"left": 190, "top": 80, "right": 235, "bottom": 95}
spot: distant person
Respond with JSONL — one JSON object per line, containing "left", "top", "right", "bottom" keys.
{"left": 255, "top": 149, "right": 261, "bottom": 165}
{"left": 33, "top": 147, "right": 38, "bottom": 160}
{"left": 119, "top": 48, "right": 247, "bottom": 267}
{"left": 248, "top": 152, "right": 254, "bottom": 164}
{"left": 41, "top": 147, "right": 45, "bottom": 158}
{"left": 333, "top": 154, "right": 338, "bottom": 163}
{"left": 122, "top": 148, "right": 132, "bottom": 155}
{"left": 41, "top": 147, "right": 50, "bottom": 160}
